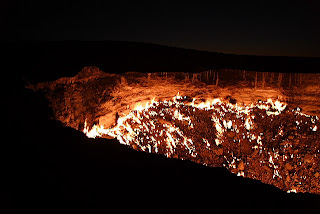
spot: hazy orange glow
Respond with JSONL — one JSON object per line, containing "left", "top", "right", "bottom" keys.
{"left": 82, "top": 92, "right": 319, "bottom": 194}
{"left": 29, "top": 68, "right": 320, "bottom": 194}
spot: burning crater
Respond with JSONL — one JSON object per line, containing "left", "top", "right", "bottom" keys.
{"left": 28, "top": 66, "right": 320, "bottom": 194}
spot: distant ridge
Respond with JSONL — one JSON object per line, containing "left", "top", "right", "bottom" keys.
{"left": 6, "top": 40, "right": 320, "bottom": 83}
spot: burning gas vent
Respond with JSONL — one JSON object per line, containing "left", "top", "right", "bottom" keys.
{"left": 28, "top": 66, "right": 320, "bottom": 194}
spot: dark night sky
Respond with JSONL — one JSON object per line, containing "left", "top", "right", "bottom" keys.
{"left": 2, "top": 0, "right": 320, "bottom": 57}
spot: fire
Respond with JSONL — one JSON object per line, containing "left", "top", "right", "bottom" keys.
{"left": 83, "top": 93, "right": 256, "bottom": 140}
{"left": 84, "top": 93, "right": 289, "bottom": 148}
{"left": 82, "top": 94, "right": 311, "bottom": 145}
{"left": 133, "top": 98, "right": 156, "bottom": 111}
{"left": 28, "top": 67, "right": 320, "bottom": 194}
{"left": 82, "top": 93, "right": 320, "bottom": 194}
{"left": 83, "top": 120, "right": 108, "bottom": 139}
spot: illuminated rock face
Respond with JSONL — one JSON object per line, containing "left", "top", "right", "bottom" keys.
{"left": 27, "top": 66, "right": 121, "bottom": 130}
{"left": 29, "top": 66, "right": 320, "bottom": 194}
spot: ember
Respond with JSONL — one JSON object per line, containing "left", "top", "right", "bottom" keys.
{"left": 29, "top": 67, "right": 320, "bottom": 194}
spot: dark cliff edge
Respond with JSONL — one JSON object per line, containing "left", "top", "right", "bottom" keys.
{"left": 6, "top": 41, "right": 320, "bottom": 213}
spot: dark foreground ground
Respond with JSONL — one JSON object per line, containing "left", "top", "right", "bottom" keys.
{"left": 5, "top": 41, "right": 320, "bottom": 213}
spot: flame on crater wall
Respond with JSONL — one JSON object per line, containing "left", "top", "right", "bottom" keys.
{"left": 83, "top": 95, "right": 288, "bottom": 140}
{"left": 28, "top": 67, "right": 320, "bottom": 194}
{"left": 83, "top": 93, "right": 319, "bottom": 194}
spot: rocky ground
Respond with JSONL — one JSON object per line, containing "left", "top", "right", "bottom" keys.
{"left": 27, "top": 66, "right": 121, "bottom": 130}
{"left": 28, "top": 66, "right": 320, "bottom": 194}
{"left": 106, "top": 97, "right": 320, "bottom": 194}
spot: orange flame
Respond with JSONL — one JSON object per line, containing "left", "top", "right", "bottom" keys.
{"left": 83, "top": 93, "right": 290, "bottom": 141}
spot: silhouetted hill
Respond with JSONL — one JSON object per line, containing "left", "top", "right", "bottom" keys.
{"left": 5, "top": 40, "right": 320, "bottom": 84}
